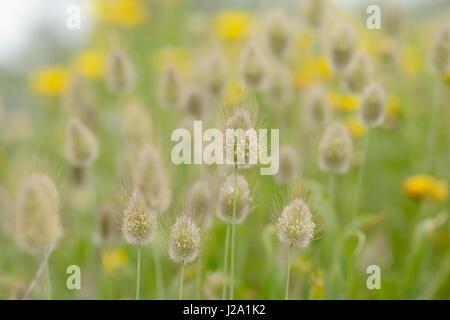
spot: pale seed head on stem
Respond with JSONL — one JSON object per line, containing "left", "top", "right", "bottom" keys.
{"left": 319, "top": 122, "right": 353, "bottom": 174}
{"left": 328, "top": 21, "right": 358, "bottom": 74}
{"left": 303, "top": 85, "right": 332, "bottom": 128}
{"left": 157, "top": 63, "right": 183, "bottom": 108}
{"left": 360, "top": 83, "right": 385, "bottom": 128}
{"left": 344, "top": 52, "right": 373, "bottom": 94}
{"left": 64, "top": 117, "right": 98, "bottom": 168}
{"left": 262, "top": 8, "right": 293, "bottom": 59}
{"left": 217, "top": 174, "right": 251, "bottom": 224}
{"left": 169, "top": 215, "right": 201, "bottom": 264}
{"left": 105, "top": 47, "right": 136, "bottom": 93}
{"left": 239, "top": 41, "right": 269, "bottom": 90}
{"left": 430, "top": 22, "right": 450, "bottom": 75}
{"left": 275, "top": 145, "right": 299, "bottom": 184}
{"left": 185, "top": 180, "right": 213, "bottom": 229}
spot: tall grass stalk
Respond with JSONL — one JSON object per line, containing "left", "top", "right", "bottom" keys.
{"left": 136, "top": 244, "right": 141, "bottom": 300}
{"left": 23, "top": 242, "right": 56, "bottom": 300}
{"left": 195, "top": 252, "right": 203, "bottom": 299}
{"left": 285, "top": 243, "right": 293, "bottom": 300}
{"left": 425, "top": 81, "right": 441, "bottom": 171}
{"left": 222, "top": 225, "right": 230, "bottom": 300}
{"left": 153, "top": 247, "right": 165, "bottom": 299}
{"left": 351, "top": 130, "right": 371, "bottom": 218}
{"left": 179, "top": 262, "right": 185, "bottom": 300}
{"left": 230, "top": 164, "right": 238, "bottom": 299}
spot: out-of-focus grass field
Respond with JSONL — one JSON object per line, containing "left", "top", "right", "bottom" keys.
{"left": 0, "top": 0, "right": 449, "bottom": 299}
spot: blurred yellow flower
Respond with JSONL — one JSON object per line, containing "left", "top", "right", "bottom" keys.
{"left": 74, "top": 49, "right": 105, "bottom": 79}
{"left": 151, "top": 47, "right": 190, "bottom": 72}
{"left": 222, "top": 79, "right": 244, "bottom": 107}
{"left": 308, "top": 269, "right": 325, "bottom": 300}
{"left": 102, "top": 247, "right": 128, "bottom": 277}
{"left": 399, "top": 46, "right": 421, "bottom": 76}
{"left": 214, "top": 10, "right": 252, "bottom": 41}
{"left": 330, "top": 93, "right": 360, "bottom": 111}
{"left": 345, "top": 117, "right": 367, "bottom": 137}
{"left": 293, "top": 56, "right": 332, "bottom": 89}
{"left": 403, "top": 175, "right": 448, "bottom": 203}
{"left": 94, "top": 0, "right": 147, "bottom": 27}
{"left": 29, "top": 66, "right": 68, "bottom": 96}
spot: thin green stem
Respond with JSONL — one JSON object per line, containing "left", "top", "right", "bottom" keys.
{"left": 153, "top": 245, "right": 165, "bottom": 299}
{"left": 222, "top": 225, "right": 230, "bottom": 300}
{"left": 195, "top": 251, "right": 202, "bottom": 299}
{"left": 45, "top": 264, "right": 52, "bottom": 300}
{"left": 285, "top": 243, "right": 293, "bottom": 300}
{"left": 179, "top": 262, "right": 185, "bottom": 300}
{"left": 136, "top": 244, "right": 141, "bottom": 300}
{"left": 23, "top": 242, "right": 56, "bottom": 300}
{"left": 351, "top": 130, "right": 371, "bottom": 218}
{"left": 230, "top": 164, "right": 238, "bottom": 299}
{"left": 425, "top": 80, "right": 441, "bottom": 172}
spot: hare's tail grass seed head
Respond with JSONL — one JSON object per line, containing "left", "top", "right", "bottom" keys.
{"left": 328, "top": 21, "right": 357, "bottom": 74}
{"left": 239, "top": 40, "right": 269, "bottom": 90}
{"left": 157, "top": 63, "right": 183, "bottom": 108}
{"left": 199, "top": 48, "right": 229, "bottom": 100}
{"left": 217, "top": 174, "right": 251, "bottom": 224}
{"left": 275, "top": 145, "right": 299, "bottom": 184}
{"left": 277, "top": 198, "right": 315, "bottom": 249}
{"left": 178, "top": 83, "right": 209, "bottom": 120}
{"left": 303, "top": 84, "right": 332, "bottom": 128}
{"left": 185, "top": 179, "right": 213, "bottom": 229}
{"left": 360, "top": 83, "right": 386, "bottom": 128}
{"left": 15, "top": 174, "right": 62, "bottom": 255}
{"left": 64, "top": 117, "right": 98, "bottom": 184}
{"left": 302, "top": 0, "right": 329, "bottom": 29}
{"left": 132, "top": 144, "right": 171, "bottom": 213}
{"left": 319, "top": 121, "right": 353, "bottom": 174}
{"left": 262, "top": 8, "right": 293, "bottom": 59}
{"left": 169, "top": 215, "right": 201, "bottom": 264}
{"left": 106, "top": 46, "right": 136, "bottom": 93}
{"left": 430, "top": 22, "right": 450, "bottom": 75}
{"left": 344, "top": 51, "right": 373, "bottom": 94}
{"left": 122, "top": 191, "right": 158, "bottom": 246}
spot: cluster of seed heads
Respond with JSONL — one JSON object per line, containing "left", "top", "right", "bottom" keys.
{"left": 360, "top": 83, "right": 385, "bottom": 128}
{"left": 132, "top": 145, "right": 171, "bottom": 213}
{"left": 319, "top": 122, "right": 353, "bottom": 174}
{"left": 14, "top": 174, "right": 62, "bottom": 255}
{"left": 64, "top": 117, "right": 98, "bottom": 168}
{"left": 217, "top": 174, "right": 251, "bottom": 224}
{"left": 169, "top": 215, "right": 201, "bottom": 264}
{"left": 277, "top": 198, "right": 315, "bottom": 248}
{"left": 122, "top": 192, "right": 158, "bottom": 245}
{"left": 106, "top": 47, "right": 136, "bottom": 93}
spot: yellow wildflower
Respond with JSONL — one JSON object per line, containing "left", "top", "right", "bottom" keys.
{"left": 214, "top": 10, "right": 252, "bottom": 41}
{"left": 345, "top": 117, "right": 367, "bottom": 137}
{"left": 403, "top": 175, "right": 448, "bottom": 203}
{"left": 29, "top": 66, "right": 68, "bottom": 96}
{"left": 293, "top": 56, "right": 332, "bottom": 89}
{"left": 151, "top": 47, "right": 190, "bottom": 72}
{"left": 94, "top": 0, "right": 147, "bottom": 27}
{"left": 330, "top": 93, "right": 360, "bottom": 111}
{"left": 102, "top": 247, "right": 128, "bottom": 277}
{"left": 74, "top": 49, "right": 105, "bottom": 79}
{"left": 399, "top": 46, "right": 421, "bottom": 76}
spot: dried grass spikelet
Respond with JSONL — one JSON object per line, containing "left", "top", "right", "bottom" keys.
{"left": 262, "top": 8, "right": 293, "bottom": 59}
{"left": 178, "top": 83, "right": 209, "bottom": 120}
{"left": 360, "top": 83, "right": 385, "bottom": 128}
{"left": 264, "top": 63, "right": 293, "bottom": 106}
{"left": 303, "top": 85, "right": 332, "bottom": 128}
{"left": 275, "top": 145, "right": 299, "bottom": 183}
{"left": 239, "top": 41, "right": 269, "bottom": 90}
{"left": 430, "top": 23, "right": 450, "bottom": 75}
{"left": 277, "top": 198, "right": 315, "bottom": 248}
{"left": 64, "top": 117, "right": 98, "bottom": 168}
{"left": 105, "top": 47, "right": 136, "bottom": 93}
{"left": 14, "top": 174, "right": 62, "bottom": 255}
{"left": 328, "top": 21, "right": 358, "bottom": 74}
{"left": 302, "top": 0, "right": 328, "bottom": 29}
{"left": 132, "top": 144, "right": 171, "bottom": 213}
{"left": 157, "top": 63, "right": 182, "bottom": 108}
{"left": 185, "top": 180, "right": 213, "bottom": 229}
{"left": 63, "top": 74, "right": 95, "bottom": 116}
{"left": 122, "top": 192, "right": 158, "bottom": 245}
{"left": 223, "top": 105, "right": 258, "bottom": 169}
{"left": 344, "top": 52, "right": 373, "bottom": 94}
{"left": 199, "top": 49, "right": 229, "bottom": 100}
{"left": 319, "top": 122, "right": 353, "bottom": 174}
{"left": 121, "top": 100, "right": 152, "bottom": 144}
{"left": 217, "top": 174, "right": 251, "bottom": 224}
{"left": 169, "top": 215, "right": 201, "bottom": 264}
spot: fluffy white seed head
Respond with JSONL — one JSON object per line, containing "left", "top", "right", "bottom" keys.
{"left": 262, "top": 9, "right": 293, "bottom": 58}
{"left": 178, "top": 84, "right": 208, "bottom": 120}
{"left": 302, "top": 0, "right": 328, "bottom": 28}
{"left": 239, "top": 41, "right": 268, "bottom": 90}
{"left": 122, "top": 192, "right": 158, "bottom": 245}
{"left": 186, "top": 180, "right": 213, "bottom": 229}
{"left": 328, "top": 22, "right": 358, "bottom": 73}
{"left": 344, "top": 52, "right": 373, "bottom": 94}
{"left": 14, "top": 174, "right": 62, "bottom": 255}
{"left": 132, "top": 145, "right": 171, "bottom": 213}
{"left": 217, "top": 174, "right": 251, "bottom": 224}
{"left": 157, "top": 63, "right": 182, "bottom": 108}
{"left": 319, "top": 122, "right": 353, "bottom": 174}
{"left": 275, "top": 145, "right": 299, "bottom": 183}
{"left": 105, "top": 47, "right": 136, "bottom": 93}
{"left": 430, "top": 23, "right": 450, "bottom": 75}
{"left": 169, "top": 215, "right": 201, "bottom": 264}
{"left": 360, "top": 83, "right": 385, "bottom": 128}
{"left": 64, "top": 117, "right": 98, "bottom": 168}
{"left": 277, "top": 198, "right": 315, "bottom": 248}
{"left": 303, "top": 85, "right": 332, "bottom": 128}
{"left": 199, "top": 49, "right": 229, "bottom": 99}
